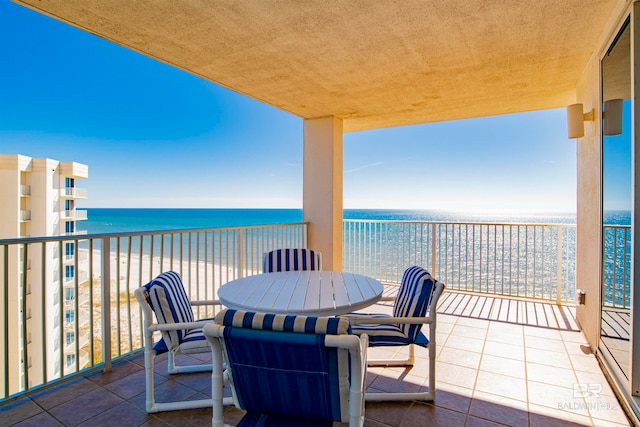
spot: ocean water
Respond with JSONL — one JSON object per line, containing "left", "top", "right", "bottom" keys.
{"left": 79, "top": 208, "right": 579, "bottom": 234}
{"left": 76, "top": 208, "right": 629, "bottom": 306}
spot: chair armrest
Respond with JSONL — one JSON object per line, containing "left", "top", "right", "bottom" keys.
{"left": 149, "top": 320, "right": 215, "bottom": 332}
{"left": 379, "top": 296, "right": 395, "bottom": 302}
{"left": 191, "top": 300, "right": 222, "bottom": 306}
{"left": 346, "top": 315, "right": 434, "bottom": 325}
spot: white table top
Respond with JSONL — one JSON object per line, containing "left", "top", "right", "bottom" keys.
{"left": 218, "top": 271, "right": 384, "bottom": 316}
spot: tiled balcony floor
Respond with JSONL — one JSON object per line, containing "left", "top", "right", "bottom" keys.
{"left": 1, "top": 291, "right": 632, "bottom": 426}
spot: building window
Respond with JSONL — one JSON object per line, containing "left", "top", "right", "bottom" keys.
{"left": 65, "top": 177, "right": 75, "bottom": 188}
{"left": 65, "top": 242, "right": 75, "bottom": 257}
{"left": 65, "top": 310, "right": 75, "bottom": 323}
{"left": 65, "top": 265, "right": 75, "bottom": 279}
{"left": 66, "top": 354, "right": 76, "bottom": 367}
{"left": 65, "top": 331, "right": 75, "bottom": 345}
{"left": 65, "top": 200, "right": 73, "bottom": 211}
{"left": 65, "top": 221, "right": 75, "bottom": 233}
{"left": 64, "top": 287, "right": 75, "bottom": 301}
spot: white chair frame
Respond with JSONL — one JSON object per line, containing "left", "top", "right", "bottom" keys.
{"left": 351, "top": 280, "right": 445, "bottom": 402}
{"left": 135, "top": 287, "right": 221, "bottom": 413}
{"left": 204, "top": 322, "right": 368, "bottom": 427}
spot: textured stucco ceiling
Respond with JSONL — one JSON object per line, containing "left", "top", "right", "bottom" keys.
{"left": 14, "top": 0, "right": 622, "bottom": 132}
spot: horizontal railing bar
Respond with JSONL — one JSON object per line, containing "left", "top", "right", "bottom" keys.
{"left": 0, "top": 222, "right": 311, "bottom": 245}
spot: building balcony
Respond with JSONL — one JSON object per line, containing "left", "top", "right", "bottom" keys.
{"left": 64, "top": 230, "right": 88, "bottom": 236}
{"left": 61, "top": 187, "right": 88, "bottom": 199}
{"left": 20, "top": 184, "right": 31, "bottom": 197}
{"left": 62, "top": 209, "right": 88, "bottom": 221}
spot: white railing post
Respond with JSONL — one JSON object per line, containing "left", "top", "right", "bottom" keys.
{"left": 101, "top": 237, "right": 112, "bottom": 372}
{"left": 556, "top": 226, "right": 563, "bottom": 305}
{"left": 431, "top": 223, "right": 437, "bottom": 275}
{"left": 237, "top": 229, "right": 244, "bottom": 279}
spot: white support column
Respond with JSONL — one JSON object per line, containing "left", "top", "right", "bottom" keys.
{"left": 303, "top": 116, "right": 343, "bottom": 271}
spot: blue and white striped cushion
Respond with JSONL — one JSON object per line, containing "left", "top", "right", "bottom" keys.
{"left": 215, "top": 309, "right": 349, "bottom": 335}
{"left": 262, "top": 248, "right": 322, "bottom": 273}
{"left": 393, "top": 266, "right": 435, "bottom": 342}
{"left": 178, "top": 328, "right": 211, "bottom": 354}
{"left": 339, "top": 266, "right": 435, "bottom": 347}
{"left": 144, "top": 271, "right": 195, "bottom": 351}
{"left": 346, "top": 313, "right": 429, "bottom": 347}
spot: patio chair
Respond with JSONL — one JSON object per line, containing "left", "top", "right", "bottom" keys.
{"left": 262, "top": 247, "right": 322, "bottom": 273}
{"left": 340, "top": 265, "right": 445, "bottom": 402}
{"left": 204, "top": 309, "right": 367, "bottom": 427}
{"left": 134, "top": 270, "right": 221, "bottom": 413}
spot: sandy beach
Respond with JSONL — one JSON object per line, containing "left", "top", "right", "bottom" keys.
{"left": 74, "top": 248, "right": 260, "bottom": 358}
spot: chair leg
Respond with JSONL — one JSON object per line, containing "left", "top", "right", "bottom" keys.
{"left": 364, "top": 343, "right": 436, "bottom": 402}
{"left": 144, "top": 345, "right": 157, "bottom": 413}
{"left": 167, "top": 350, "right": 213, "bottom": 374}
{"left": 366, "top": 344, "right": 415, "bottom": 367}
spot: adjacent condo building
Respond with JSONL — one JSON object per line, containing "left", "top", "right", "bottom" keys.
{"left": 0, "top": 154, "right": 88, "bottom": 394}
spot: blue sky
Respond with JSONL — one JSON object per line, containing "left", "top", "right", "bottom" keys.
{"left": 0, "top": 1, "right": 577, "bottom": 213}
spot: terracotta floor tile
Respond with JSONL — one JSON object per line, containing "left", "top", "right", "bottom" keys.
{"left": 475, "top": 371, "right": 527, "bottom": 401}
{"left": 431, "top": 384, "right": 472, "bottom": 413}
{"left": 528, "top": 403, "right": 594, "bottom": 426}
{"left": 76, "top": 402, "right": 150, "bottom": 427}
{"left": 485, "top": 328, "right": 524, "bottom": 345}
{"left": 465, "top": 415, "right": 511, "bottom": 426}
{"left": 469, "top": 391, "right": 529, "bottom": 427}
{"left": 0, "top": 398, "right": 43, "bottom": 425}
{"left": 527, "top": 381, "right": 589, "bottom": 417}
{"left": 399, "top": 402, "right": 467, "bottom": 427}
{"left": 479, "top": 354, "right": 526, "bottom": 379}
{"left": 0, "top": 303, "right": 633, "bottom": 427}
{"left": 436, "top": 361, "right": 478, "bottom": 389}
{"left": 438, "top": 346, "right": 482, "bottom": 369}
{"left": 364, "top": 401, "right": 412, "bottom": 426}
{"left": 451, "top": 324, "right": 489, "bottom": 340}
{"left": 30, "top": 377, "right": 100, "bottom": 410}
{"left": 526, "top": 362, "right": 577, "bottom": 388}
{"left": 525, "top": 335, "right": 566, "bottom": 352}
{"left": 444, "top": 334, "right": 485, "bottom": 353}
{"left": 525, "top": 347, "right": 571, "bottom": 369}
{"left": 569, "top": 354, "right": 602, "bottom": 374}
{"left": 456, "top": 317, "right": 490, "bottom": 329}
{"left": 12, "top": 411, "right": 65, "bottom": 426}
{"left": 524, "top": 326, "right": 563, "bottom": 340}
{"left": 47, "top": 388, "right": 124, "bottom": 426}
{"left": 482, "top": 341, "right": 525, "bottom": 361}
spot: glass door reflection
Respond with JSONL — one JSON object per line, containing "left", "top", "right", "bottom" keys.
{"left": 601, "top": 19, "right": 631, "bottom": 382}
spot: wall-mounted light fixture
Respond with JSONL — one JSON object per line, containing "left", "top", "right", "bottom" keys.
{"left": 567, "top": 103, "right": 595, "bottom": 139}
{"left": 603, "top": 98, "right": 623, "bottom": 136}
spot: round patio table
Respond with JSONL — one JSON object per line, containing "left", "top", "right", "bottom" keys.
{"left": 218, "top": 270, "right": 384, "bottom": 316}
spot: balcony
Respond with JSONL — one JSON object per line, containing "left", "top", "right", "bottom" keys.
{"left": 0, "top": 292, "right": 629, "bottom": 426}
{"left": 20, "top": 184, "right": 31, "bottom": 197}
{"left": 20, "top": 210, "right": 31, "bottom": 222}
{"left": 61, "top": 187, "right": 88, "bottom": 199}
{"left": 62, "top": 210, "right": 88, "bottom": 221}
{"left": 0, "top": 221, "right": 631, "bottom": 426}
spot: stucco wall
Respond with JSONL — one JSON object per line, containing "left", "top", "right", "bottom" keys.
{"left": 575, "top": 58, "right": 602, "bottom": 349}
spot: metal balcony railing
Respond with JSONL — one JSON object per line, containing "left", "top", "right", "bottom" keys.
{"left": 0, "top": 222, "right": 308, "bottom": 401}
{"left": 603, "top": 225, "right": 631, "bottom": 309}
{"left": 4, "top": 218, "right": 619, "bottom": 405}
{"left": 62, "top": 188, "right": 88, "bottom": 199}
{"left": 62, "top": 210, "right": 88, "bottom": 221}
{"left": 343, "top": 220, "right": 579, "bottom": 304}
